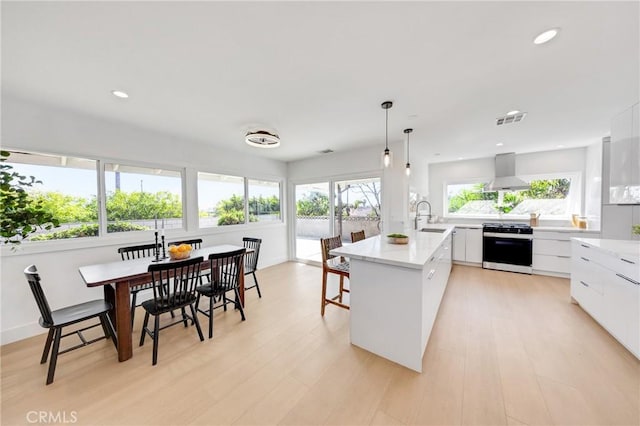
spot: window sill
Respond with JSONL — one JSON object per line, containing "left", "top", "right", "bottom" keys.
{"left": 1, "top": 221, "right": 285, "bottom": 257}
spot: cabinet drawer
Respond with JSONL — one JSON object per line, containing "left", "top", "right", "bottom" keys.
{"left": 533, "top": 239, "right": 571, "bottom": 256}
{"left": 571, "top": 257, "right": 604, "bottom": 294}
{"left": 617, "top": 256, "right": 640, "bottom": 283}
{"left": 534, "top": 231, "right": 572, "bottom": 241}
{"left": 572, "top": 241, "right": 616, "bottom": 268}
{"left": 534, "top": 254, "right": 570, "bottom": 273}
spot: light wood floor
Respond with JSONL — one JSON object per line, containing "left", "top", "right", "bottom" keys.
{"left": 1, "top": 263, "right": 639, "bottom": 425}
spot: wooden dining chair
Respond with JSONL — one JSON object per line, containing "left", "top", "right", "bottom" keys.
{"left": 139, "top": 257, "right": 205, "bottom": 365}
{"left": 350, "top": 230, "right": 366, "bottom": 243}
{"left": 24, "top": 265, "right": 117, "bottom": 385}
{"left": 117, "top": 243, "right": 162, "bottom": 327}
{"left": 320, "top": 236, "right": 350, "bottom": 315}
{"left": 242, "top": 237, "right": 262, "bottom": 298}
{"left": 195, "top": 248, "right": 246, "bottom": 339}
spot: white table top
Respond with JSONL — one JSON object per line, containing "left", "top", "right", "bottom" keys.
{"left": 330, "top": 227, "right": 454, "bottom": 270}
{"left": 79, "top": 244, "right": 246, "bottom": 286}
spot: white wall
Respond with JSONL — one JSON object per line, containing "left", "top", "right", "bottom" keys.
{"left": 585, "top": 140, "right": 603, "bottom": 230}
{"left": 428, "top": 147, "right": 588, "bottom": 218}
{"left": 1, "top": 95, "right": 289, "bottom": 344}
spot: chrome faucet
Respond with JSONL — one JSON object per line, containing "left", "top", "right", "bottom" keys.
{"left": 415, "top": 200, "right": 432, "bottom": 229}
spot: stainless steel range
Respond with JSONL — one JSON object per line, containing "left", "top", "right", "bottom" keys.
{"left": 482, "top": 223, "right": 533, "bottom": 274}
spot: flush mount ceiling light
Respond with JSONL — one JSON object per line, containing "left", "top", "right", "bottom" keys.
{"left": 404, "top": 128, "right": 413, "bottom": 176}
{"left": 533, "top": 28, "right": 560, "bottom": 45}
{"left": 381, "top": 101, "right": 393, "bottom": 168}
{"left": 111, "top": 90, "right": 129, "bottom": 98}
{"left": 245, "top": 130, "right": 280, "bottom": 148}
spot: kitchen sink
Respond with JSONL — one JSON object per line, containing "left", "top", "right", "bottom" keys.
{"left": 420, "top": 228, "right": 445, "bottom": 233}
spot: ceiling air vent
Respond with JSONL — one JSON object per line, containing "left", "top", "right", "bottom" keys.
{"left": 496, "top": 112, "right": 527, "bottom": 126}
{"left": 318, "top": 149, "right": 334, "bottom": 154}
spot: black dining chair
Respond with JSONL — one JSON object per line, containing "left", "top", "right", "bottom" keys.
{"left": 196, "top": 248, "right": 246, "bottom": 339}
{"left": 24, "top": 265, "right": 117, "bottom": 385}
{"left": 167, "top": 238, "right": 203, "bottom": 249}
{"left": 117, "top": 243, "right": 161, "bottom": 327}
{"left": 139, "top": 256, "right": 205, "bottom": 365}
{"left": 243, "top": 237, "right": 262, "bottom": 298}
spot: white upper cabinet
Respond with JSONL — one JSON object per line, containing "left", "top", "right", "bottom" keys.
{"left": 609, "top": 102, "right": 640, "bottom": 203}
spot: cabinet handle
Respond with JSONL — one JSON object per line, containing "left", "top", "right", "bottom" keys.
{"left": 580, "top": 244, "right": 590, "bottom": 248}
{"left": 430, "top": 256, "right": 435, "bottom": 262}
{"left": 427, "top": 269, "right": 436, "bottom": 280}
{"left": 620, "top": 258, "right": 636, "bottom": 265}
{"left": 580, "top": 280, "right": 589, "bottom": 287}
{"left": 580, "top": 256, "right": 590, "bottom": 262}
{"left": 556, "top": 255, "right": 571, "bottom": 259}
{"left": 616, "top": 273, "right": 640, "bottom": 286}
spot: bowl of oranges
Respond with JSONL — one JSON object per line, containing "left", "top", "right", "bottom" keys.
{"left": 168, "top": 243, "right": 193, "bottom": 260}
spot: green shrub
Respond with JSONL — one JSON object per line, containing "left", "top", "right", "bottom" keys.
{"left": 216, "top": 211, "right": 258, "bottom": 226}
{"left": 31, "top": 222, "right": 148, "bottom": 240}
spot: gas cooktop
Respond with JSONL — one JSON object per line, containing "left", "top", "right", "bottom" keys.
{"left": 482, "top": 222, "right": 533, "bottom": 234}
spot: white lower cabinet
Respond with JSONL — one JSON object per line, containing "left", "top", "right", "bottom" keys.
{"left": 534, "top": 230, "right": 599, "bottom": 275}
{"left": 571, "top": 240, "right": 640, "bottom": 359}
{"left": 452, "top": 227, "right": 482, "bottom": 264}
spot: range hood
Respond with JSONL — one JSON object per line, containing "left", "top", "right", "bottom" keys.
{"left": 485, "top": 153, "right": 530, "bottom": 191}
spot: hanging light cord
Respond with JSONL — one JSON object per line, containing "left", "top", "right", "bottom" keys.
{"left": 385, "top": 108, "right": 389, "bottom": 150}
{"left": 406, "top": 131, "right": 409, "bottom": 160}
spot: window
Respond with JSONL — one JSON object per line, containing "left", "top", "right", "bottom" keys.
{"left": 104, "top": 164, "right": 183, "bottom": 233}
{"left": 3, "top": 151, "right": 98, "bottom": 241}
{"left": 247, "top": 179, "right": 281, "bottom": 222}
{"left": 197, "top": 172, "right": 245, "bottom": 227}
{"left": 445, "top": 174, "right": 580, "bottom": 219}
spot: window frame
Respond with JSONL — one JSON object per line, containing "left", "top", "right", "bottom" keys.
{"left": 443, "top": 171, "right": 582, "bottom": 220}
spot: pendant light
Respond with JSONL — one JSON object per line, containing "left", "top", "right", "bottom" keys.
{"left": 404, "top": 128, "right": 413, "bottom": 176}
{"left": 381, "top": 101, "right": 393, "bottom": 167}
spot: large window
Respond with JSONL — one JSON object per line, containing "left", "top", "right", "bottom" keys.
{"left": 445, "top": 174, "right": 580, "bottom": 219}
{"left": 2, "top": 148, "right": 282, "bottom": 244}
{"left": 248, "top": 179, "right": 281, "bottom": 222}
{"left": 3, "top": 151, "right": 98, "bottom": 241}
{"left": 198, "top": 172, "right": 245, "bottom": 227}
{"left": 104, "top": 164, "right": 183, "bottom": 233}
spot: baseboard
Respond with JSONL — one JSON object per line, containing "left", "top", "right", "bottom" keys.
{"left": 452, "top": 261, "right": 481, "bottom": 267}
{"left": 533, "top": 269, "right": 570, "bottom": 278}
{"left": 1, "top": 322, "right": 46, "bottom": 346}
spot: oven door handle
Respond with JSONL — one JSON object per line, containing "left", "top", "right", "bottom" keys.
{"left": 483, "top": 232, "right": 533, "bottom": 240}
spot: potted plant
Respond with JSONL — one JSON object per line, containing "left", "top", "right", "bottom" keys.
{"left": 1, "top": 151, "right": 59, "bottom": 245}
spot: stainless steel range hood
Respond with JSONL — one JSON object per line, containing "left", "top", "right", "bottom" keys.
{"left": 485, "top": 153, "right": 530, "bottom": 191}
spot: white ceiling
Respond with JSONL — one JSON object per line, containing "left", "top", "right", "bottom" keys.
{"left": 2, "top": 1, "right": 639, "bottom": 163}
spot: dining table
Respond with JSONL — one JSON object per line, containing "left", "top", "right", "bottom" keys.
{"left": 78, "top": 244, "right": 248, "bottom": 362}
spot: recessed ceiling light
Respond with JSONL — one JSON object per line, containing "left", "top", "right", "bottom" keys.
{"left": 557, "top": 144, "right": 565, "bottom": 148}
{"left": 506, "top": 110, "right": 520, "bottom": 116}
{"left": 496, "top": 143, "right": 504, "bottom": 147}
{"left": 434, "top": 153, "right": 441, "bottom": 156}
{"left": 534, "top": 28, "right": 560, "bottom": 45}
{"left": 111, "top": 90, "right": 129, "bottom": 99}
{"left": 458, "top": 157, "right": 464, "bottom": 160}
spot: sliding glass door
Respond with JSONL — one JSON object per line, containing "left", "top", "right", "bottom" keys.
{"left": 294, "top": 182, "right": 330, "bottom": 262}
{"left": 334, "top": 177, "right": 382, "bottom": 243}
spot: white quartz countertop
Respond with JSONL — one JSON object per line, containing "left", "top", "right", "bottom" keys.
{"left": 573, "top": 237, "right": 640, "bottom": 260}
{"left": 330, "top": 227, "right": 454, "bottom": 270}
{"left": 437, "top": 223, "right": 598, "bottom": 232}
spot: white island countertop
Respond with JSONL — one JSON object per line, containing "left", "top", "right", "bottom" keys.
{"left": 330, "top": 227, "right": 454, "bottom": 270}
{"left": 573, "top": 237, "right": 640, "bottom": 260}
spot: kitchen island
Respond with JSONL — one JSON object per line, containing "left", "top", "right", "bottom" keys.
{"left": 330, "top": 227, "right": 453, "bottom": 372}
